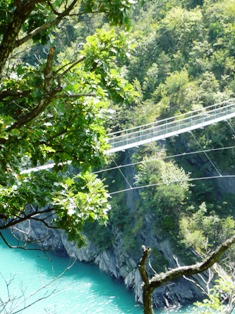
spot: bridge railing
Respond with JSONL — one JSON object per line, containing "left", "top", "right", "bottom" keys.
{"left": 21, "top": 99, "right": 235, "bottom": 173}
{"left": 107, "top": 99, "right": 235, "bottom": 151}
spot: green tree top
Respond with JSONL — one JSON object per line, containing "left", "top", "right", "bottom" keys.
{"left": 0, "top": 0, "right": 140, "bottom": 245}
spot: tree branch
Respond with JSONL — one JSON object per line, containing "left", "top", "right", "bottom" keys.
{"left": 30, "top": 217, "right": 57, "bottom": 229}
{"left": 0, "top": 0, "right": 46, "bottom": 75}
{"left": 173, "top": 255, "right": 211, "bottom": 296}
{"left": 53, "top": 93, "right": 96, "bottom": 98}
{"left": 0, "top": 206, "right": 56, "bottom": 230}
{"left": 140, "top": 237, "right": 235, "bottom": 314}
{"left": 11, "top": 259, "right": 76, "bottom": 314}
{"left": 149, "top": 234, "right": 235, "bottom": 290}
{"left": 47, "top": 0, "right": 60, "bottom": 15}
{"left": 139, "top": 245, "right": 151, "bottom": 286}
{"left": 44, "top": 46, "right": 56, "bottom": 95}
{"left": 0, "top": 232, "right": 43, "bottom": 251}
{"left": 0, "top": 259, "right": 76, "bottom": 313}
{"left": 6, "top": 48, "right": 60, "bottom": 131}
{"left": 15, "top": 0, "right": 79, "bottom": 48}
{"left": 56, "top": 56, "right": 86, "bottom": 77}
{"left": 67, "top": 10, "right": 104, "bottom": 17}
{"left": 0, "top": 90, "right": 31, "bottom": 101}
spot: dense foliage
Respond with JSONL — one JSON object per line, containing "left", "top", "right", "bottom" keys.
{"left": 104, "top": 3, "right": 235, "bottom": 311}
{"left": 0, "top": 0, "right": 139, "bottom": 244}
{"left": 86, "top": 2, "right": 235, "bottom": 308}
{"left": 107, "top": 0, "right": 235, "bottom": 242}
{"left": 0, "top": 0, "right": 235, "bottom": 311}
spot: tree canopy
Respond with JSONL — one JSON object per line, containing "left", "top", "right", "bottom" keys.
{"left": 83, "top": 0, "right": 235, "bottom": 310}
{"left": 1, "top": 0, "right": 235, "bottom": 311}
{"left": 0, "top": 0, "right": 139, "bottom": 244}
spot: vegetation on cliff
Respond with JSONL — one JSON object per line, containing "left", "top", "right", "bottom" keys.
{"left": 88, "top": 0, "right": 235, "bottom": 264}
{"left": 84, "top": 0, "right": 235, "bottom": 310}
{"left": 0, "top": 0, "right": 235, "bottom": 312}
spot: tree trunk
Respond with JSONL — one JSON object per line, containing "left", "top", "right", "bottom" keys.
{"left": 139, "top": 236, "right": 235, "bottom": 313}
{"left": 143, "top": 286, "right": 154, "bottom": 314}
{"left": 0, "top": 3, "right": 35, "bottom": 75}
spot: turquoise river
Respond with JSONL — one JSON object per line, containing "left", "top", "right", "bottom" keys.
{"left": 0, "top": 231, "right": 201, "bottom": 314}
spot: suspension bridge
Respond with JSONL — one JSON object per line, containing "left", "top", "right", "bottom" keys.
{"left": 107, "top": 98, "right": 235, "bottom": 153}
{"left": 22, "top": 98, "right": 235, "bottom": 173}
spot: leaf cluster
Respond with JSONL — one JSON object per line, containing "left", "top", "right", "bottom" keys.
{"left": 0, "top": 0, "right": 140, "bottom": 243}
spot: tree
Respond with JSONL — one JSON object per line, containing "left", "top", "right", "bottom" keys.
{"left": 139, "top": 234, "right": 235, "bottom": 314}
{"left": 0, "top": 0, "right": 139, "bottom": 245}
{"left": 134, "top": 155, "right": 190, "bottom": 236}
{"left": 194, "top": 275, "right": 235, "bottom": 313}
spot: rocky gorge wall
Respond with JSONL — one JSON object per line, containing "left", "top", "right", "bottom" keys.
{"left": 8, "top": 151, "right": 213, "bottom": 310}
{"left": 10, "top": 202, "right": 203, "bottom": 310}
{"left": 11, "top": 222, "right": 202, "bottom": 310}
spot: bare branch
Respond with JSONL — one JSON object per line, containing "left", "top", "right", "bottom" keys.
{"left": 149, "top": 234, "right": 235, "bottom": 290}
{"left": 11, "top": 225, "right": 55, "bottom": 248}
{"left": 0, "top": 232, "right": 43, "bottom": 251}
{"left": 173, "top": 255, "right": 210, "bottom": 296}
{"left": 148, "top": 260, "right": 157, "bottom": 275}
{"left": 0, "top": 259, "right": 76, "bottom": 314}
{"left": 29, "top": 217, "right": 57, "bottom": 229}
{"left": 139, "top": 246, "right": 151, "bottom": 286}
{"left": 140, "top": 236, "right": 235, "bottom": 314}
{"left": 0, "top": 206, "right": 56, "bottom": 230}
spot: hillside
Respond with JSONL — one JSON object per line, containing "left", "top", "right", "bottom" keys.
{"left": 1, "top": 0, "right": 235, "bottom": 311}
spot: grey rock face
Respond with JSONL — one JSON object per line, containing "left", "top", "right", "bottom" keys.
{"left": 9, "top": 153, "right": 204, "bottom": 309}
{"left": 11, "top": 216, "right": 203, "bottom": 310}
{"left": 11, "top": 217, "right": 67, "bottom": 257}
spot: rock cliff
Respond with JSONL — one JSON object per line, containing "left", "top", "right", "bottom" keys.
{"left": 11, "top": 205, "right": 203, "bottom": 310}
{"left": 9, "top": 151, "right": 210, "bottom": 310}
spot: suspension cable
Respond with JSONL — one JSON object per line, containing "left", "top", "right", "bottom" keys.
{"left": 109, "top": 174, "right": 235, "bottom": 195}
{"left": 94, "top": 145, "right": 235, "bottom": 175}
{"left": 190, "top": 131, "right": 222, "bottom": 177}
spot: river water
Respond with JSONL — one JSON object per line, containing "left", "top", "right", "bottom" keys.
{"left": 0, "top": 231, "right": 197, "bottom": 314}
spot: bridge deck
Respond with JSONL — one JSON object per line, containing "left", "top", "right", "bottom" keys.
{"left": 21, "top": 99, "right": 235, "bottom": 173}
{"left": 107, "top": 99, "right": 235, "bottom": 153}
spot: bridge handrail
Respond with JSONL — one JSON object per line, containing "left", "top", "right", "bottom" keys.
{"left": 21, "top": 99, "right": 235, "bottom": 172}
{"left": 108, "top": 99, "right": 235, "bottom": 143}
{"left": 108, "top": 99, "right": 235, "bottom": 137}
{"left": 108, "top": 104, "right": 235, "bottom": 146}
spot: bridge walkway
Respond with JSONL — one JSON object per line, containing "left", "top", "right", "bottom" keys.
{"left": 107, "top": 99, "right": 235, "bottom": 153}
{"left": 21, "top": 99, "right": 235, "bottom": 173}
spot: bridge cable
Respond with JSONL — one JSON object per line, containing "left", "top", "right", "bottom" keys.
{"left": 94, "top": 145, "right": 235, "bottom": 175}
{"left": 21, "top": 144, "right": 235, "bottom": 176}
{"left": 109, "top": 174, "right": 235, "bottom": 195}
{"left": 226, "top": 119, "right": 235, "bottom": 137}
{"left": 112, "top": 159, "right": 133, "bottom": 190}
{"left": 190, "top": 131, "right": 222, "bottom": 177}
